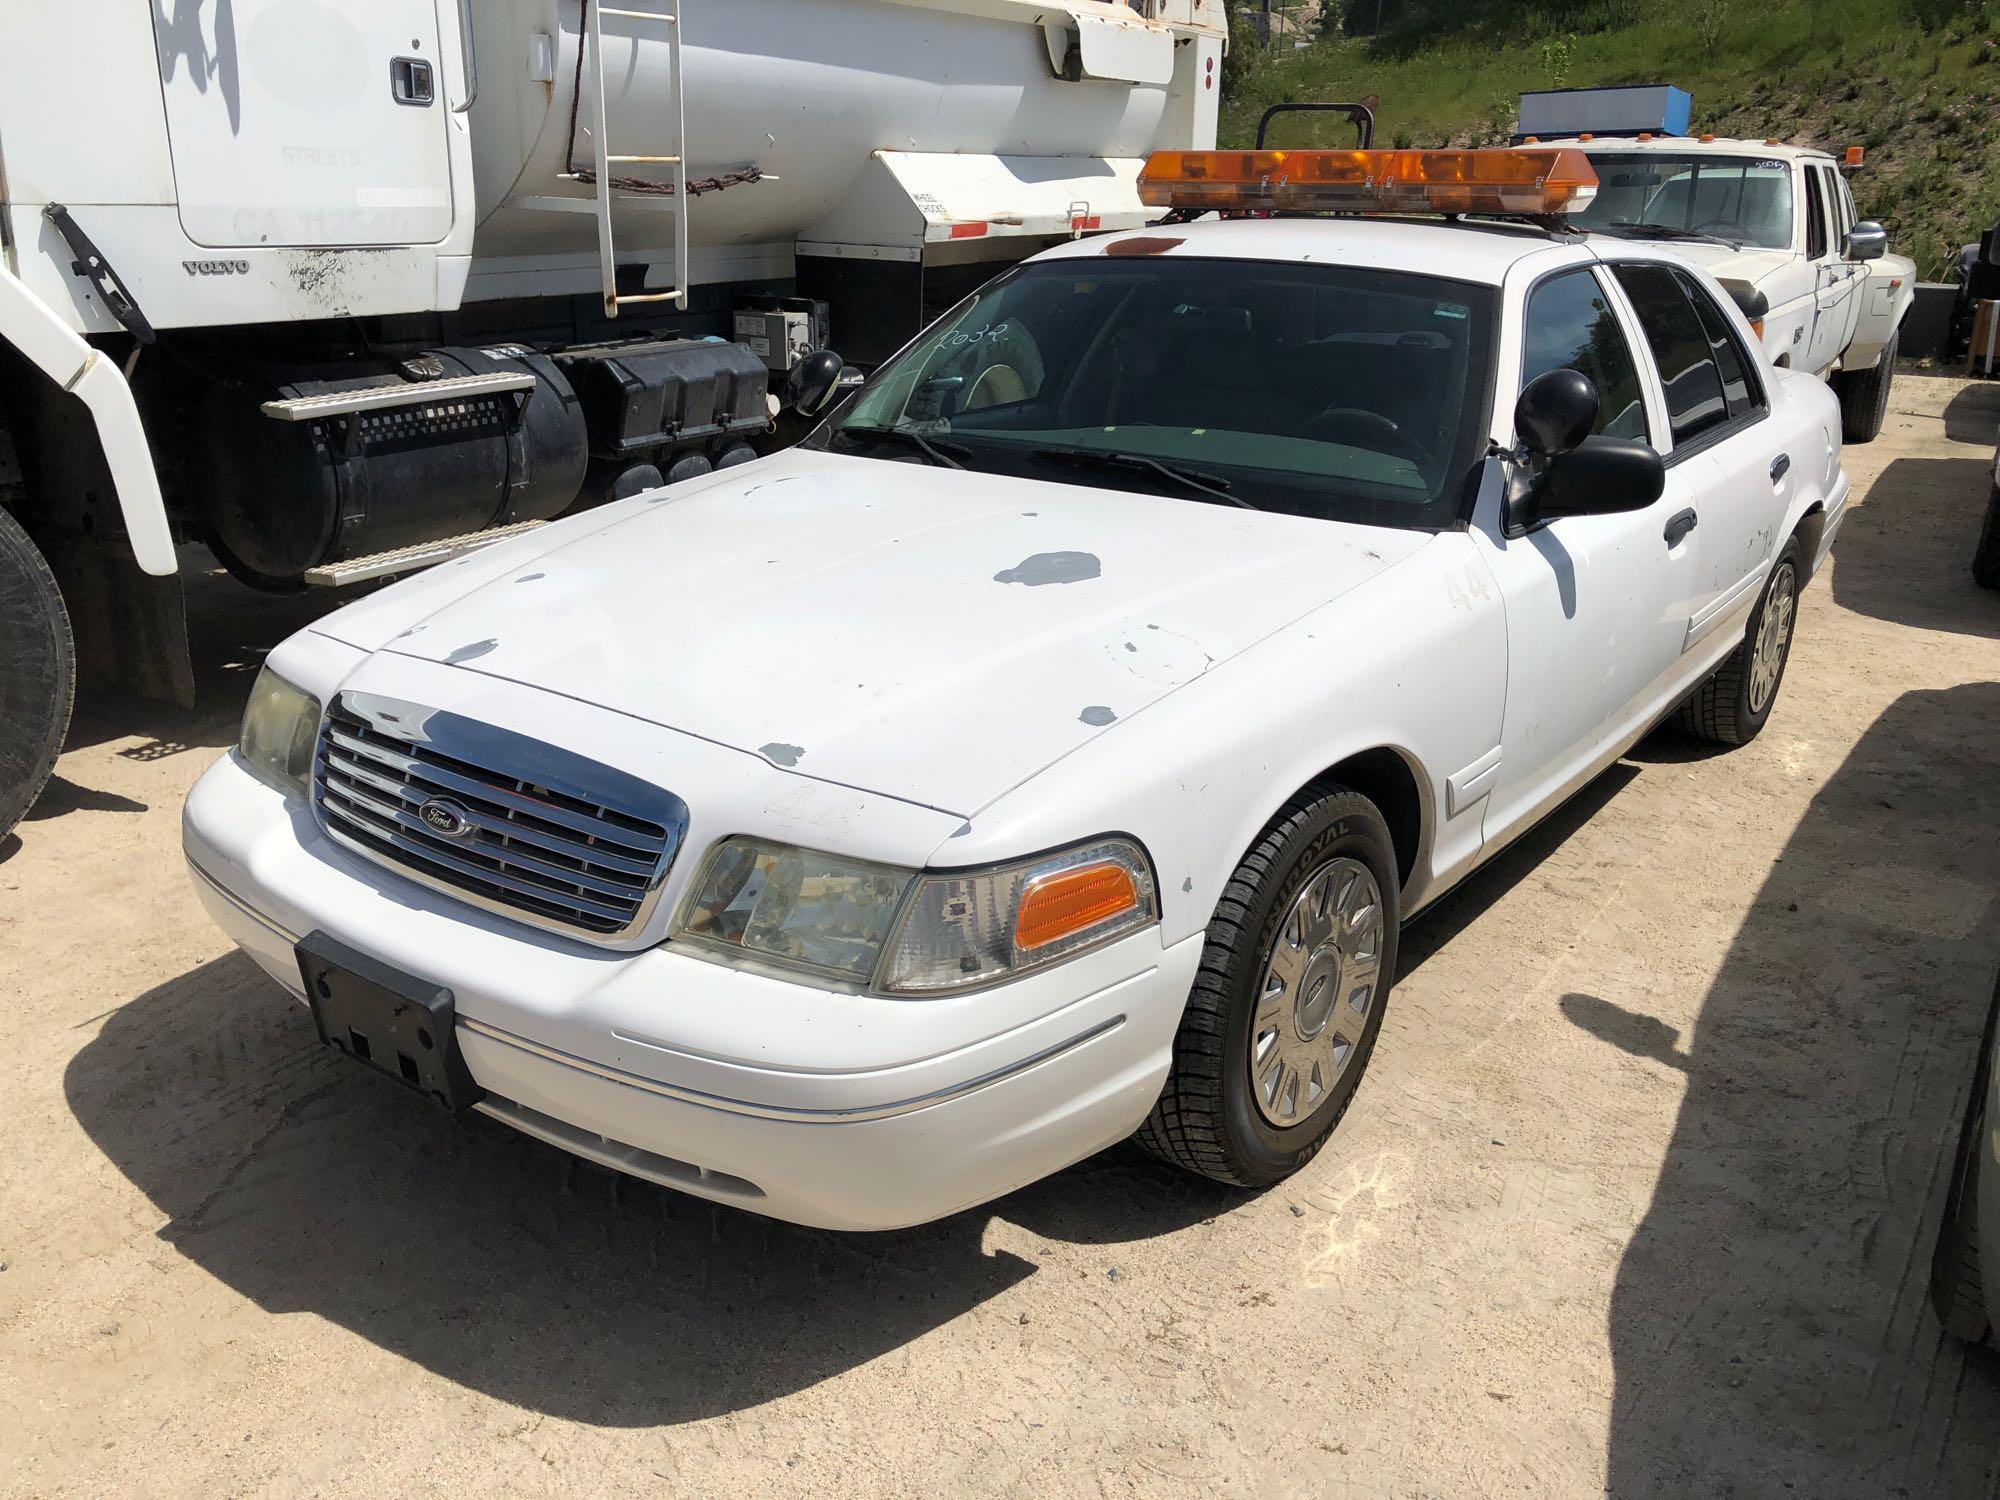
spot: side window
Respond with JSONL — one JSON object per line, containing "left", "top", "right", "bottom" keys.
{"left": 1673, "top": 270, "right": 1766, "bottom": 420}
{"left": 1610, "top": 263, "right": 1729, "bottom": 447}
{"left": 1520, "top": 268, "right": 1651, "bottom": 442}
{"left": 1837, "top": 174, "right": 1860, "bottom": 236}
{"left": 1803, "top": 166, "right": 1828, "bottom": 259}
{"left": 1826, "top": 168, "right": 1853, "bottom": 239}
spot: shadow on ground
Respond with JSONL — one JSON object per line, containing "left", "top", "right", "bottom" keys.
{"left": 63, "top": 951, "right": 1241, "bottom": 1427}
{"left": 1829, "top": 457, "right": 2000, "bottom": 638}
{"left": 1595, "top": 679, "right": 2000, "bottom": 1494}
{"left": 1941, "top": 382, "right": 2000, "bottom": 446}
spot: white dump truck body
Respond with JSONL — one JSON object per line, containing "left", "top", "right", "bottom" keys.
{"left": 4, "top": 0, "right": 1222, "bottom": 336}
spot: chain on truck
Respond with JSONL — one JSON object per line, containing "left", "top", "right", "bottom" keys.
{"left": 0, "top": 0, "right": 1224, "bottom": 838}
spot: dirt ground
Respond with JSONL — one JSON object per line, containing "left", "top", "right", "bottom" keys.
{"left": 3, "top": 375, "right": 2000, "bottom": 1498}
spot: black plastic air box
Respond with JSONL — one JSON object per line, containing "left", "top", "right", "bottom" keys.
{"left": 558, "top": 338, "right": 771, "bottom": 460}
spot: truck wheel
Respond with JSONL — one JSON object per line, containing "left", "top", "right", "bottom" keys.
{"left": 1135, "top": 784, "right": 1399, "bottom": 1187}
{"left": 0, "top": 506, "right": 75, "bottom": 839}
{"left": 1932, "top": 981, "right": 2000, "bottom": 1346}
{"left": 1838, "top": 327, "right": 1897, "bottom": 444}
{"left": 1973, "top": 483, "right": 2000, "bottom": 592}
{"left": 1673, "top": 538, "right": 1801, "bottom": 747}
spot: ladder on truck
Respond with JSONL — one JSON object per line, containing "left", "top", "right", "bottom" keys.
{"left": 569, "top": 0, "right": 690, "bottom": 319}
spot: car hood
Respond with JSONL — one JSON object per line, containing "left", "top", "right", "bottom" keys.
{"left": 1655, "top": 241, "right": 1797, "bottom": 289}
{"left": 318, "top": 449, "right": 1432, "bottom": 816}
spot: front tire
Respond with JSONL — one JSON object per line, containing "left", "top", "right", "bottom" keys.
{"left": 1673, "top": 538, "right": 1802, "bottom": 747}
{"left": 1838, "top": 327, "right": 1896, "bottom": 445}
{"left": 1135, "top": 785, "right": 1400, "bottom": 1187}
{"left": 0, "top": 506, "right": 75, "bottom": 839}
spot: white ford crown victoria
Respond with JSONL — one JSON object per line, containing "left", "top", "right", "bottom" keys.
{"left": 184, "top": 151, "right": 1849, "bottom": 1230}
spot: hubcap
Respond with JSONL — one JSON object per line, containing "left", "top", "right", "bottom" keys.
{"left": 1250, "top": 856, "right": 1384, "bottom": 1128}
{"left": 1748, "top": 561, "right": 1796, "bottom": 715}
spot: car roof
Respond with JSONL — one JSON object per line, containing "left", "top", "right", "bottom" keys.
{"left": 1035, "top": 215, "right": 1595, "bottom": 287}
{"left": 1550, "top": 135, "right": 1835, "bottom": 164}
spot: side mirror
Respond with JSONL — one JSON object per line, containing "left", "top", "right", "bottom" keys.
{"left": 1514, "top": 368, "right": 1598, "bottom": 459}
{"left": 785, "top": 348, "right": 845, "bottom": 417}
{"left": 1845, "top": 221, "right": 1888, "bottom": 262}
{"left": 1721, "top": 280, "right": 1768, "bottom": 327}
{"left": 1535, "top": 436, "right": 1666, "bottom": 521}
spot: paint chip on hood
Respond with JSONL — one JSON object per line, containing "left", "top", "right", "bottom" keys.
{"left": 995, "top": 551, "right": 1101, "bottom": 587}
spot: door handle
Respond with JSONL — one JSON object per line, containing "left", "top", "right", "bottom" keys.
{"left": 1663, "top": 508, "right": 1698, "bottom": 548}
{"left": 1770, "top": 453, "right": 1791, "bottom": 483}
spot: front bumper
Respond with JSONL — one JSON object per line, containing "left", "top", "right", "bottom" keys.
{"left": 183, "top": 753, "right": 1201, "bottom": 1230}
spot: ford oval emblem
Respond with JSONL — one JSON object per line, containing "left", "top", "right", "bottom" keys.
{"left": 418, "top": 797, "right": 473, "bottom": 838}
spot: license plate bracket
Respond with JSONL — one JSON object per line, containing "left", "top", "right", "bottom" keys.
{"left": 295, "top": 932, "right": 484, "bottom": 1112}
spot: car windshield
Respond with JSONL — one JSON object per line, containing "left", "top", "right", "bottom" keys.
{"left": 813, "top": 257, "right": 1497, "bottom": 530}
{"left": 1572, "top": 152, "right": 1793, "bottom": 250}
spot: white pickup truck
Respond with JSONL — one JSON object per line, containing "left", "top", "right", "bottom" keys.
{"left": 1550, "top": 134, "right": 1915, "bottom": 442}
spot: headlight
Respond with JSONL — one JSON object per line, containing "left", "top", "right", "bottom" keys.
{"left": 675, "top": 837, "right": 913, "bottom": 980}
{"left": 880, "top": 837, "right": 1157, "bottom": 994}
{"left": 671, "top": 833, "right": 1158, "bottom": 994}
{"left": 238, "top": 666, "right": 321, "bottom": 798}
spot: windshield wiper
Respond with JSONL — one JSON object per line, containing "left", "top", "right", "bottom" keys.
{"left": 1032, "top": 448, "right": 1254, "bottom": 510}
{"left": 836, "top": 424, "right": 971, "bottom": 469}
{"left": 1595, "top": 222, "right": 1745, "bottom": 250}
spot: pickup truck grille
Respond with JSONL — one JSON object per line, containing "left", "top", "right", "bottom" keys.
{"left": 312, "top": 693, "right": 688, "bottom": 941}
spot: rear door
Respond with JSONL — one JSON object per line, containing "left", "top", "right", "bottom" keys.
{"left": 154, "top": 0, "right": 454, "bottom": 248}
{"left": 1607, "top": 261, "right": 1783, "bottom": 658}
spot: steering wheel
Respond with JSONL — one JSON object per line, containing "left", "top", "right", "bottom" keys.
{"left": 1301, "top": 407, "right": 1425, "bottom": 463}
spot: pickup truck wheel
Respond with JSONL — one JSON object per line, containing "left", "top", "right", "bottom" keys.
{"left": 1838, "top": 327, "right": 1897, "bottom": 444}
{"left": 1673, "top": 538, "right": 1801, "bottom": 746}
{"left": 1135, "top": 785, "right": 1399, "bottom": 1187}
{"left": 0, "top": 507, "right": 75, "bottom": 839}
{"left": 1973, "top": 483, "right": 2000, "bottom": 591}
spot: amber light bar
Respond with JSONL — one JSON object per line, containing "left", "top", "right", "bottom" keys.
{"left": 1138, "top": 148, "right": 1600, "bottom": 218}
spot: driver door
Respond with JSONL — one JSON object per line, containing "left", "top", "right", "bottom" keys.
{"left": 1803, "top": 164, "right": 1860, "bottom": 375}
{"left": 1472, "top": 263, "right": 1701, "bottom": 848}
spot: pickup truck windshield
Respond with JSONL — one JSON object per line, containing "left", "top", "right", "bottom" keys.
{"left": 817, "top": 257, "right": 1496, "bottom": 530}
{"left": 1572, "top": 152, "right": 1793, "bottom": 250}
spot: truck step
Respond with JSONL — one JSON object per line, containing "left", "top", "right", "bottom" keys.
{"left": 302, "top": 520, "right": 549, "bottom": 588}
{"left": 261, "top": 371, "right": 537, "bottom": 422}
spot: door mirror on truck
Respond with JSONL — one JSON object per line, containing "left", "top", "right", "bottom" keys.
{"left": 1845, "top": 222, "right": 1888, "bottom": 262}
{"left": 786, "top": 349, "right": 846, "bottom": 417}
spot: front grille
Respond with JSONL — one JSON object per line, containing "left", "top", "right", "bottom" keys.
{"left": 313, "top": 693, "right": 688, "bottom": 941}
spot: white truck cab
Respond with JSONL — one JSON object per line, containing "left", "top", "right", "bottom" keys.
{"left": 1518, "top": 89, "right": 1914, "bottom": 443}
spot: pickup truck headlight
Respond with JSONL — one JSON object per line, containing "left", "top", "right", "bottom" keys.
{"left": 673, "top": 835, "right": 1158, "bottom": 994}
{"left": 238, "top": 666, "right": 321, "bottom": 799}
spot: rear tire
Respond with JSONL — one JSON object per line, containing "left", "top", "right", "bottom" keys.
{"left": 1673, "top": 539, "right": 1802, "bottom": 747}
{"left": 1135, "top": 785, "right": 1400, "bottom": 1187}
{"left": 1838, "top": 328, "right": 1896, "bottom": 445}
{"left": 0, "top": 506, "right": 75, "bottom": 839}
{"left": 1973, "top": 484, "right": 2000, "bottom": 592}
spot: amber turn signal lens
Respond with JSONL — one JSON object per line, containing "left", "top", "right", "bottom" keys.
{"left": 1014, "top": 862, "right": 1139, "bottom": 952}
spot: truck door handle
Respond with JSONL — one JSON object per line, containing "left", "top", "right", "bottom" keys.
{"left": 1770, "top": 453, "right": 1791, "bottom": 483}
{"left": 1663, "top": 508, "right": 1698, "bottom": 548}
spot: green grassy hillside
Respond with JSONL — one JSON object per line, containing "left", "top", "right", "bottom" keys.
{"left": 1221, "top": 0, "right": 2000, "bottom": 279}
